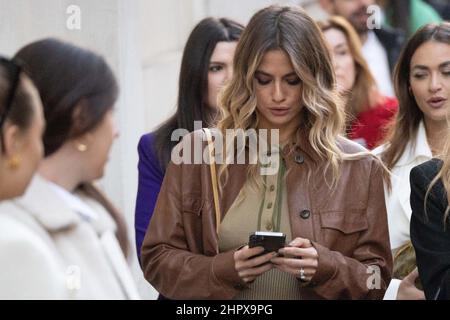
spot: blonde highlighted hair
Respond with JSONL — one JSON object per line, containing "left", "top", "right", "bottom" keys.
{"left": 216, "top": 5, "right": 347, "bottom": 189}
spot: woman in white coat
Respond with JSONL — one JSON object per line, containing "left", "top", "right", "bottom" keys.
{"left": 375, "top": 23, "right": 450, "bottom": 300}
{"left": 0, "top": 56, "right": 47, "bottom": 298}
{"left": 0, "top": 39, "right": 139, "bottom": 299}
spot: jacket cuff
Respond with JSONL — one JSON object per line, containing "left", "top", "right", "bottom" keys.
{"left": 211, "top": 250, "right": 248, "bottom": 290}
{"left": 384, "top": 278, "right": 401, "bottom": 300}
{"left": 309, "top": 241, "right": 337, "bottom": 286}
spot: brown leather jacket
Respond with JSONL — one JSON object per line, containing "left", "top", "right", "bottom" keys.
{"left": 141, "top": 131, "right": 393, "bottom": 300}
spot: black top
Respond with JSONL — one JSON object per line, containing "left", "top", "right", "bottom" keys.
{"left": 410, "top": 158, "right": 450, "bottom": 300}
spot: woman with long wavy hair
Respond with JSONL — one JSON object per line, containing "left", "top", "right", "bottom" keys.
{"left": 409, "top": 23, "right": 450, "bottom": 300}
{"left": 141, "top": 5, "right": 392, "bottom": 300}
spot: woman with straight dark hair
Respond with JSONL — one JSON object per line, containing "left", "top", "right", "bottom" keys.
{"left": 0, "top": 38, "right": 139, "bottom": 299}
{"left": 135, "top": 17, "right": 244, "bottom": 259}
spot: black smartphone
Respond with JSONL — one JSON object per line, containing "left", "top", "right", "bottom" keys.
{"left": 248, "top": 231, "right": 286, "bottom": 254}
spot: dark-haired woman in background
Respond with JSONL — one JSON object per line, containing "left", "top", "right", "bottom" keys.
{"left": 0, "top": 39, "right": 139, "bottom": 299}
{"left": 134, "top": 17, "right": 244, "bottom": 260}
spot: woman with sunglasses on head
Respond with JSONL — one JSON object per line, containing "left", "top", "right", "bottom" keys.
{"left": 141, "top": 6, "right": 392, "bottom": 300}
{"left": 0, "top": 39, "right": 139, "bottom": 299}
{"left": 0, "top": 57, "right": 46, "bottom": 298}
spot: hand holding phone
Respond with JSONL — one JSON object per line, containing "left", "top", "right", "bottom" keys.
{"left": 248, "top": 231, "right": 286, "bottom": 254}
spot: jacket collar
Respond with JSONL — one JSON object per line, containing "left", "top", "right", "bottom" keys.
{"left": 396, "top": 121, "right": 432, "bottom": 166}
{"left": 215, "top": 128, "right": 319, "bottom": 218}
{"left": 12, "top": 175, "right": 80, "bottom": 232}
{"left": 48, "top": 181, "right": 99, "bottom": 222}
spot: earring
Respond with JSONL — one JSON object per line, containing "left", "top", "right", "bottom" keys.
{"left": 76, "top": 143, "right": 88, "bottom": 152}
{"left": 8, "top": 155, "right": 21, "bottom": 170}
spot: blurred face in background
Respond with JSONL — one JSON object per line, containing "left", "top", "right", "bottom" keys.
{"left": 410, "top": 41, "right": 450, "bottom": 124}
{"left": 323, "top": 27, "right": 357, "bottom": 93}
{"left": 207, "top": 41, "right": 238, "bottom": 109}
{"left": 321, "top": 0, "right": 375, "bottom": 34}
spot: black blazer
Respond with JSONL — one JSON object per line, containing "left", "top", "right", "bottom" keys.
{"left": 374, "top": 27, "right": 405, "bottom": 73}
{"left": 410, "top": 159, "right": 450, "bottom": 300}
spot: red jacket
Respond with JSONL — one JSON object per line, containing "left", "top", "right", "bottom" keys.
{"left": 348, "top": 97, "right": 398, "bottom": 150}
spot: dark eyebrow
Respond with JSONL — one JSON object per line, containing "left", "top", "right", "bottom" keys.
{"left": 255, "top": 70, "right": 297, "bottom": 78}
{"left": 412, "top": 61, "right": 450, "bottom": 71}
{"left": 209, "top": 61, "right": 225, "bottom": 65}
{"left": 411, "top": 65, "right": 428, "bottom": 71}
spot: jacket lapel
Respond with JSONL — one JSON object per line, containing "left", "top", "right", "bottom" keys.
{"left": 13, "top": 175, "right": 79, "bottom": 232}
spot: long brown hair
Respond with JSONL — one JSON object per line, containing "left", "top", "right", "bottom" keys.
{"left": 15, "top": 38, "right": 129, "bottom": 256}
{"left": 382, "top": 23, "right": 450, "bottom": 171}
{"left": 318, "top": 16, "right": 378, "bottom": 126}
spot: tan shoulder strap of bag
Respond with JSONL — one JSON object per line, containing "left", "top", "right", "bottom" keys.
{"left": 203, "top": 128, "right": 221, "bottom": 234}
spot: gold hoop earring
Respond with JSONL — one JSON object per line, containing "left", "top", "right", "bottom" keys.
{"left": 76, "top": 143, "right": 88, "bottom": 152}
{"left": 8, "top": 155, "right": 21, "bottom": 170}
